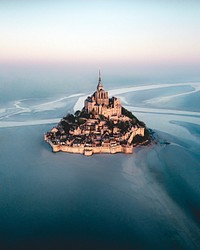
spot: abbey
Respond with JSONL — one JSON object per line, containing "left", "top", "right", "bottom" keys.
{"left": 84, "top": 71, "right": 121, "bottom": 118}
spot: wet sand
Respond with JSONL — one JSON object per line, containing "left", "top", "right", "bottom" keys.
{"left": 0, "top": 82, "right": 200, "bottom": 249}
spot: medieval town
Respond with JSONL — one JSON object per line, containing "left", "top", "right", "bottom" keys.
{"left": 44, "top": 72, "right": 149, "bottom": 156}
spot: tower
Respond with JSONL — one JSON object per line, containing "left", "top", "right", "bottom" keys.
{"left": 95, "top": 70, "right": 109, "bottom": 105}
{"left": 97, "top": 70, "right": 103, "bottom": 91}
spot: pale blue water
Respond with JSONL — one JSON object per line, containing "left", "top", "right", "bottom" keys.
{"left": 0, "top": 66, "right": 200, "bottom": 249}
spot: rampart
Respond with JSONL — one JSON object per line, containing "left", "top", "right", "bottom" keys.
{"left": 46, "top": 139, "right": 133, "bottom": 156}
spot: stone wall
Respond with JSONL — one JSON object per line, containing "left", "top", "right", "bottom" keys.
{"left": 46, "top": 140, "right": 133, "bottom": 156}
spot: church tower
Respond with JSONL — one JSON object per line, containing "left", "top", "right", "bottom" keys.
{"left": 97, "top": 70, "right": 103, "bottom": 91}
{"left": 94, "top": 70, "right": 109, "bottom": 105}
{"left": 84, "top": 70, "right": 122, "bottom": 117}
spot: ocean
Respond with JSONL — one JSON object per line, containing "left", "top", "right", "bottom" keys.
{"left": 0, "top": 67, "right": 200, "bottom": 249}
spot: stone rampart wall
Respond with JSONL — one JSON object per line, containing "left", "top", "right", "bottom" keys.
{"left": 47, "top": 140, "right": 133, "bottom": 155}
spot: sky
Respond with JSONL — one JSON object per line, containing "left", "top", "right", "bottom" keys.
{"left": 0, "top": 0, "right": 200, "bottom": 67}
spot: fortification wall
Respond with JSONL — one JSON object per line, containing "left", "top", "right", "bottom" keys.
{"left": 47, "top": 140, "right": 61, "bottom": 152}
{"left": 46, "top": 139, "right": 133, "bottom": 156}
{"left": 122, "top": 146, "right": 133, "bottom": 154}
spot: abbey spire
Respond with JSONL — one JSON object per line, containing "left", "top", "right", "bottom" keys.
{"left": 97, "top": 70, "right": 103, "bottom": 91}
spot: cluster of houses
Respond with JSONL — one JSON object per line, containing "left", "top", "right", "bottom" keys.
{"left": 45, "top": 117, "right": 144, "bottom": 149}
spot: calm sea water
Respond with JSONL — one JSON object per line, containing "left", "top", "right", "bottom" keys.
{"left": 0, "top": 67, "right": 200, "bottom": 249}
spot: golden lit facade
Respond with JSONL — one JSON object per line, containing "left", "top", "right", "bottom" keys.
{"left": 84, "top": 72, "right": 121, "bottom": 118}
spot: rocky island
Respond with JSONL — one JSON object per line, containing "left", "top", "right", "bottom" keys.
{"left": 44, "top": 72, "right": 150, "bottom": 156}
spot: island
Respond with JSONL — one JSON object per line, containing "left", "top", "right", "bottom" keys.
{"left": 44, "top": 72, "right": 150, "bottom": 156}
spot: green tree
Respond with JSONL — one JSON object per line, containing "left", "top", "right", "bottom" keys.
{"left": 67, "top": 114, "right": 75, "bottom": 123}
{"left": 74, "top": 110, "right": 81, "bottom": 117}
{"left": 106, "top": 120, "right": 114, "bottom": 132}
{"left": 80, "top": 110, "right": 90, "bottom": 119}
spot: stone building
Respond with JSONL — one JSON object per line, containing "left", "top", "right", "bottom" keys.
{"left": 84, "top": 71, "right": 121, "bottom": 118}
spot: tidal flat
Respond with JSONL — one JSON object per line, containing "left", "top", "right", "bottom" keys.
{"left": 0, "top": 81, "right": 200, "bottom": 249}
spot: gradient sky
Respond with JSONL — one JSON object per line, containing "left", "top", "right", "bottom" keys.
{"left": 0, "top": 0, "right": 200, "bottom": 66}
